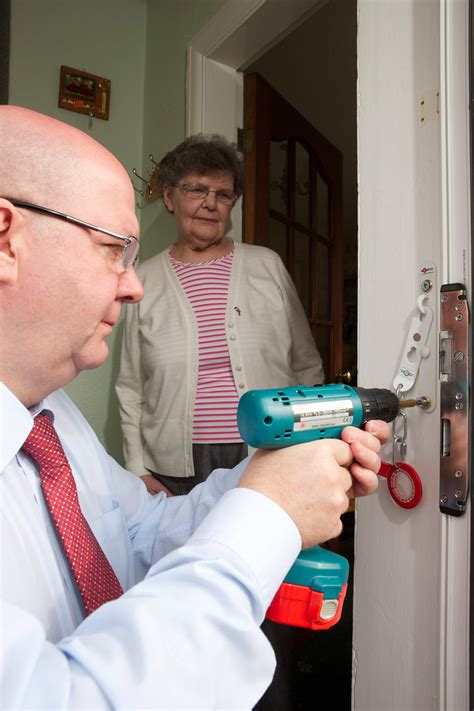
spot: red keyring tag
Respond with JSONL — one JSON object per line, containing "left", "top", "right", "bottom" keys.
{"left": 379, "top": 461, "right": 423, "bottom": 509}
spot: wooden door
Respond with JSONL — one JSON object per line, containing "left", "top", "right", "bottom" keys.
{"left": 243, "top": 72, "right": 343, "bottom": 382}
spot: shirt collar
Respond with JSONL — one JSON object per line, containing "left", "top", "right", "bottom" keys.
{"left": 0, "top": 382, "right": 47, "bottom": 470}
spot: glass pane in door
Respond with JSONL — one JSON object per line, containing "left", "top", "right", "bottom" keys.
{"left": 268, "top": 218, "right": 287, "bottom": 263}
{"left": 269, "top": 140, "right": 288, "bottom": 215}
{"left": 316, "top": 171, "right": 329, "bottom": 237}
{"left": 295, "top": 141, "right": 310, "bottom": 227}
{"left": 316, "top": 240, "right": 330, "bottom": 320}
{"left": 294, "top": 230, "right": 311, "bottom": 316}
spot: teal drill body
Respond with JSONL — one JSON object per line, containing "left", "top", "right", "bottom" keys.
{"left": 237, "top": 383, "right": 399, "bottom": 449}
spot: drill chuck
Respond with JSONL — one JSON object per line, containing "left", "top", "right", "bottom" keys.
{"left": 355, "top": 387, "right": 400, "bottom": 424}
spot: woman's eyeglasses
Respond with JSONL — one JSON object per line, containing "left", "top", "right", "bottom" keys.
{"left": 174, "top": 183, "right": 237, "bottom": 206}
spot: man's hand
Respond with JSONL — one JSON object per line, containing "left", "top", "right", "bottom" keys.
{"left": 141, "top": 474, "right": 173, "bottom": 497}
{"left": 238, "top": 420, "right": 388, "bottom": 549}
{"left": 341, "top": 420, "right": 390, "bottom": 498}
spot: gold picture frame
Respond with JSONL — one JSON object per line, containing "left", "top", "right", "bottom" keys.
{"left": 58, "top": 65, "right": 111, "bottom": 121}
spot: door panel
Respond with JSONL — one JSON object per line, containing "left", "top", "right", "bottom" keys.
{"left": 243, "top": 72, "right": 343, "bottom": 381}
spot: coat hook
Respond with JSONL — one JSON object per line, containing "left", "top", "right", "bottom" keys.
{"left": 133, "top": 185, "right": 146, "bottom": 198}
{"left": 132, "top": 168, "right": 148, "bottom": 185}
{"left": 132, "top": 157, "right": 161, "bottom": 203}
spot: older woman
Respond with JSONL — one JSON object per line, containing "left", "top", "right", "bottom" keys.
{"left": 116, "top": 134, "right": 323, "bottom": 495}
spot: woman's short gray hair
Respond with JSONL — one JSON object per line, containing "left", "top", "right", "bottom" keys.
{"left": 158, "top": 134, "right": 243, "bottom": 197}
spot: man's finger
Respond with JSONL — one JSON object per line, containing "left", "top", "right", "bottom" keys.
{"left": 341, "top": 426, "right": 381, "bottom": 453}
{"left": 364, "top": 420, "right": 391, "bottom": 444}
{"left": 316, "top": 438, "right": 355, "bottom": 468}
{"left": 348, "top": 463, "right": 379, "bottom": 497}
{"left": 348, "top": 439, "right": 381, "bottom": 473}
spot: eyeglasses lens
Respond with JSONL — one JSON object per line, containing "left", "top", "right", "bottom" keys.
{"left": 124, "top": 239, "right": 140, "bottom": 268}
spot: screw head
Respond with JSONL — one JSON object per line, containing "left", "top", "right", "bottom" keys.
{"left": 421, "top": 279, "right": 432, "bottom": 292}
{"left": 454, "top": 470, "right": 463, "bottom": 478}
{"left": 440, "top": 496, "right": 448, "bottom": 504}
{"left": 454, "top": 351, "right": 465, "bottom": 362}
{"left": 455, "top": 314, "right": 464, "bottom": 321}
{"left": 454, "top": 490, "right": 463, "bottom": 499}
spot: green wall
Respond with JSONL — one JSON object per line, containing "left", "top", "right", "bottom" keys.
{"left": 139, "top": 0, "right": 224, "bottom": 263}
{"left": 9, "top": 0, "right": 223, "bottom": 464}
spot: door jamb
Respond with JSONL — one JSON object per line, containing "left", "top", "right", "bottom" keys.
{"left": 439, "top": 0, "right": 472, "bottom": 707}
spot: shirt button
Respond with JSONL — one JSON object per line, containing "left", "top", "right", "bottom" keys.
{"left": 230, "top": 334, "right": 236, "bottom": 341}
{"left": 228, "top": 322, "right": 234, "bottom": 328}
{"left": 236, "top": 366, "right": 242, "bottom": 372}
{"left": 239, "top": 383, "right": 245, "bottom": 389}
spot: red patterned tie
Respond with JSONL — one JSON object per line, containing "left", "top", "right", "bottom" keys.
{"left": 22, "top": 413, "right": 123, "bottom": 614}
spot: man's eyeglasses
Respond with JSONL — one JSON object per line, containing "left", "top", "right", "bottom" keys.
{"left": 6, "top": 199, "right": 140, "bottom": 269}
{"left": 173, "top": 183, "right": 237, "bottom": 206}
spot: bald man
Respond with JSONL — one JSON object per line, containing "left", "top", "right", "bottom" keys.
{"left": 0, "top": 105, "right": 386, "bottom": 709}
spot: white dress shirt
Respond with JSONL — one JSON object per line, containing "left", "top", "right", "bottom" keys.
{"left": 0, "top": 383, "right": 301, "bottom": 709}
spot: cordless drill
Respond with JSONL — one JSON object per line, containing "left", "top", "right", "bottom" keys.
{"left": 237, "top": 384, "right": 402, "bottom": 630}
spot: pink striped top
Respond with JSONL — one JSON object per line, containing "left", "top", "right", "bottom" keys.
{"left": 169, "top": 248, "right": 242, "bottom": 443}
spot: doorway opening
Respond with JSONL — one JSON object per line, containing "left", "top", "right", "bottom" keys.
{"left": 242, "top": 2, "right": 357, "bottom": 709}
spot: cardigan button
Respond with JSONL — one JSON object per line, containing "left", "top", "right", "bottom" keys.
{"left": 235, "top": 365, "right": 242, "bottom": 372}
{"left": 238, "top": 383, "right": 245, "bottom": 389}
{"left": 230, "top": 334, "right": 236, "bottom": 341}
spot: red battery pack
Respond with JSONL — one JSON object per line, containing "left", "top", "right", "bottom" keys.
{"left": 266, "top": 581, "right": 348, "bottom": 631}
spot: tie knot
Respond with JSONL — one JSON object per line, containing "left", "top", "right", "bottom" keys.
{"left": 22, "top": 413, "right": 68, "bottom": 468}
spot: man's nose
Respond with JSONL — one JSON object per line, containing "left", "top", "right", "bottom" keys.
{"left": 118, "top": 265, "right": 144, "bottom": 303}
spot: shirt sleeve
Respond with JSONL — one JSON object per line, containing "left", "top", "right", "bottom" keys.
{"left": 129, "top": 457, "right": 251, "bottom": 576}
{"left": 115, "top": 301, "right": 148, "bottom": 478}
{"left": 1, "top": 488, "right": 301, "bottom": 710}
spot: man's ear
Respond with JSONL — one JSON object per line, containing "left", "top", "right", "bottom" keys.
{"left": 162, "top": 184, "right": 175, "bottom": 214}
{"left": 0, "top": 199, "right": 22, "bottom": 286}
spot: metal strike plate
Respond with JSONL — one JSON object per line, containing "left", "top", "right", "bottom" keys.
{"left": 439, "top": 284, "right": 470, "bottom": 516}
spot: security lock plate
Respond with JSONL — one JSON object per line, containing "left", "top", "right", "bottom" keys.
{"left": 439, "top": 284, "right": 470, "bottom": 516}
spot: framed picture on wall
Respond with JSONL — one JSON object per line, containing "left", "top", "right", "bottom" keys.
{"left": 58, "top": 66, "right": 111, "bottom": 120}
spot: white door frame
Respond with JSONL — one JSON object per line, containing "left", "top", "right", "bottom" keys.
{"left": 439, "top": 0, "right": 471, "bottom": 707}
{"left": 186, "top": 1, "right": 471, "bottom": 707}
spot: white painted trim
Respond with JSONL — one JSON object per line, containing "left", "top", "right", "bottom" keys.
{"left": 185, "top": 0, "right": 264, "bottom": 135}
{"left": 439, "top": 0, "right": 471, "bottom": 708}
{"left": 440, "top": 0, "right": 472, "bottom": 288}
{"left": 188, "top": 0, "right": 265, "bottom": 58}
{"left": 186, "top": 49, "right": 203, "bottom": 137}
{"left": 186, "top": 0, "right": 326, "bottom": 136}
